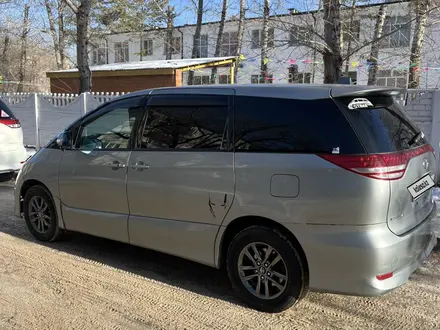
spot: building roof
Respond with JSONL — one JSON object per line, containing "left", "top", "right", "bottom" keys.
{"left": 47, "top": 57, "right": 236, "bottom": 77}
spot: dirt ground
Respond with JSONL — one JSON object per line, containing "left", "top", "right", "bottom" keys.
{"left": 0, "top": 184, "right": 439, "bottom": 330}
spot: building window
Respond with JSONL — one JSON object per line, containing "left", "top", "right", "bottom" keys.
{"left": 289, "top": 26, "right": 310, "bottom": 46}
{"left": 143, "top": 39, "right": 153, "bottom": 56}
{"left": 342, "top": 20, "right": 360, "bottom": 42}
{"left": 92, "top": 41, "right": 107, "bottom": 65}
{"left": 251, "top": 28, "right": 275, "bottom": 48}
{"left": 194, "top": 34, "right": 208, "bottom": 58}
{"left": 163, "top": 36, "right": 181, "bottom": 55}
{"left": 251, "top": 74, "right": 273, "bottom": 84}
{"left": 221, "top": 31, "right": 238, "bottom": 56}
{"left": 380, "top": 16, "right": 411, "bottom": 48}
{"left": 297, "top": 72, "right": 311, "bottom": 84}
{"left": 114, "top": 41, "right": 129, "bottom": 63}
{"left": 219, "top": 74, "right": 230, "bottom": 84}
{"left": 193, "top": 75, "right": 210, "bottom": 85}
{"left": 376, "top": 69, "right": 407, "bottom": 88}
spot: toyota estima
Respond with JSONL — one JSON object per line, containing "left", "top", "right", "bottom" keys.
{"left": 14, "top": 85, "right": 438, "bottom": 313}
{"left": 0, "top": 99, "right": 26, "bottom": 182}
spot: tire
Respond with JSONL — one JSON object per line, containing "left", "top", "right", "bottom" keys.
{"left": 23, "top": 185, "right": 62, "bottom": 242}
{"left": 226, "top": 226, "right": 308, "bottom": 313}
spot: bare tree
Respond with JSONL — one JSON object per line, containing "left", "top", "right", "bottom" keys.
{"left": 63, "top": 0, "right": 92, "bottom": 93}
{"left": 323, "top": 0, "right": 342, "bottom": 83}
{"left": 343, "top": 0, "right": 357, "bottom": 75}
{"left": 58, "top": 0, "right": 68, "bottom": 69}
{"left": 210, "top": 0, "right": 228, "bottom": 84}
{"left": 17, "top": 4, "right": 30, "bottom": 93}
{"left": 260, "top": 0, "right": 270, "bottom": 82}
{"left": 165, "top": 5, "right": 175, "bottom": 60}
{"left": 408, "top": 0, "right": 431, "bottom": 89}
{"left": 188, "top": 0, "right": 203, "bottom": 85}
{"left": 234, "top": 0, "right": 246, "bottom": 78}
{"left": 1, "top": 35, "right": 10, "bottom": 92}
{"left": 367, "top": 4, "right": 387, "bottom": 86}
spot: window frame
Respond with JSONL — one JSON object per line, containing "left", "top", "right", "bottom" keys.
{"left": 194, "top": 34, "right": 208, "bottom": 58}
{"left": 143, "top": 39, "right": 154, "bottom": 56}
{"left": 163, "top": 36, "right": 181, "bottom": 55}
{"left": 380, "top": 15, "right": 411, "bottom": 49}
{"left": 134, "top": 94, "right": 233, "bottom": 152}
{"left": 114, "top": 41, "right": 129, "bottom": 63}
{"left": 220, "top": 31, "right": 238, "bottom": 56}
{"left": 251, "top": 28, "right": 275, "bottom": 49}
{"left": 73, "top": 96, "right": 148, "bottom": 151}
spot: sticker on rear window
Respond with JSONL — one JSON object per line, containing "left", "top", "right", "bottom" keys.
{"left": 347, "top": 98, "right": 374, "bottom": 110}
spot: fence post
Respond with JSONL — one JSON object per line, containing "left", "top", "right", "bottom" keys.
{"left": 81, "top": 92, "right": 88, "bottom": 116}
{"left": 34, "top": 93, "right": 40, "bottom": 149}
{"left": 430, "top": 91, "right": 440, "bottom": 183}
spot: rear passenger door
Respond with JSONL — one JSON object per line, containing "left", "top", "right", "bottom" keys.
{"left": 126, "top": 91, "right": 234, "bottom": 266}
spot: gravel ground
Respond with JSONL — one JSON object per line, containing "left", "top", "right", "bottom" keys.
{"left": 0, "top": 183, "right": 439, "bottom": 330}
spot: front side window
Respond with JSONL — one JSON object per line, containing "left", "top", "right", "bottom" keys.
{"left": 140, "top": 95, "right": 229, "bottom": 150}
{"left": 234, "top": 96, "right": 364, "bottom": 154}
{"left": 76, "top": 97, "right": 145, "bottom": 150}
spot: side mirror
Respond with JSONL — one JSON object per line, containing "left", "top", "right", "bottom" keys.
{"left": 56, "top": 132, "right": 71, "bottom": 150}
{"left": 81, "top": 136, "right": 103, "bottom": 152}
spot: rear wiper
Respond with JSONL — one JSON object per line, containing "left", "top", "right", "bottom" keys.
{"left": 408, "top": 131, "right": 422, "bottom": 146}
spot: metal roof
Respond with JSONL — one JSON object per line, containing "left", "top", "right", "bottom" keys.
{"left": 47, "top": 57, "right": 236, "bottom": 74}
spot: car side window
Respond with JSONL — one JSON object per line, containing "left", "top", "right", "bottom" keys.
{"left": 139, "top": 94, "right": 230, "bottom": 150}
{"left": 233, "top": 96, "right": 365, "bottom": 154}
{"left": 76, "top": 97, "right": 145, "bottom": 150}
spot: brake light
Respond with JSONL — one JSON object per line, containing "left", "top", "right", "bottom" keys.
{"left": 319, "top": 144, "right": 434, "bottom": 181}
{"left": 0, "top": 118, "right": 21, "bottom": 128}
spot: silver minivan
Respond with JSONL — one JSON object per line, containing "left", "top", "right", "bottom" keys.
{"left": 14, "top": 85, "right": 438, "bottom": 313}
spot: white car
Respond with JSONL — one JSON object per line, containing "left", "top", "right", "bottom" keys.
{"left": 0, "top": 99, "right": 27, "bottom": 182}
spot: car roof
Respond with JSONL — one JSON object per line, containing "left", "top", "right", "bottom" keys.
{"left": 111, "top": 84, "right": 402, "bottom": 102}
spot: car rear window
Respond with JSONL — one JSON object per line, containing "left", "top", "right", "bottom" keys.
{"left": 0, "top": 99, "right": 15, "bottom": 119}
{"left": 335, "top": 95, "right": 427, "bottom": 153}
{"left": 233, "top": 96, "right": 365, "bottom": 155}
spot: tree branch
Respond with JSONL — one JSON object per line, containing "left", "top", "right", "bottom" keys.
{"left": 62, "top": 0, "right": 78, "bottom": 14}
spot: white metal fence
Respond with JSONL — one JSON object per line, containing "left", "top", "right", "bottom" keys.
{"left": 0, "top": 92, "right": 126, "bottom": 148}
{"left": 2, "top": 89, "right": 440, "bottom": 156}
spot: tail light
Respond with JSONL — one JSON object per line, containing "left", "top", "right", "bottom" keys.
{"left": 319, "top": 144, "right": 434, "bottom": 181}
{"left": 0, "top": 118, "right": 21, "bottom": 128}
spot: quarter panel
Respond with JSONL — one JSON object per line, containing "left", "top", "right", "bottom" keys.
{"left": 223, "top": 153, "right": 390, "bottom": 226}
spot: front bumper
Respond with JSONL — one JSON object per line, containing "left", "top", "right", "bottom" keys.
{"left": 284, "top": 204, "right": 439, "bottom": 297}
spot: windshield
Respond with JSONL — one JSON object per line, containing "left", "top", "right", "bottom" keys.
{"left": 335, "top": 95, "right": 427, "bottom": 153}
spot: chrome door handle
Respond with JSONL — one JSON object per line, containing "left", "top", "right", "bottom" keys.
{"left": 106, "top": 160, "right": 126, "bottom": 170}
{"left": 131, "top": 161, "right": 150, "bottom": 171}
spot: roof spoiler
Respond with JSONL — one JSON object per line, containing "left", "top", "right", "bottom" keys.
{"left": 330, "top": 87, "right": 404, "bottom": 98}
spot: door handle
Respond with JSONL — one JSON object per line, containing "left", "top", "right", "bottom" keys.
{"left": 131, "top": 161, "right": 150, "bottom": 171}
{"left": 106, "top": 160, "right": 126, "bottom": 170}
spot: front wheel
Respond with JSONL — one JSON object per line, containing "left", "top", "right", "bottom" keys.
{"left": 226, "top": 226, "right": 308, "bottom": 313}
{"left": 23, "top": 185, "right": 62, "bottom": 242}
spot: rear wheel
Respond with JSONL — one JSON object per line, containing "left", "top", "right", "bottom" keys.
{"left": 23, "top": 185, "right": 62, "bottom": 242}
{"left": 226, "top": 226, "right": 308, "bottom": 313}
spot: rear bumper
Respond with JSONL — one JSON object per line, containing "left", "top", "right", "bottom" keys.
{"left": 285, "top": 204, "right": 439, "bottom": 297}
{"left": 0, "top": 147, "right": 26, "bottom": 173}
